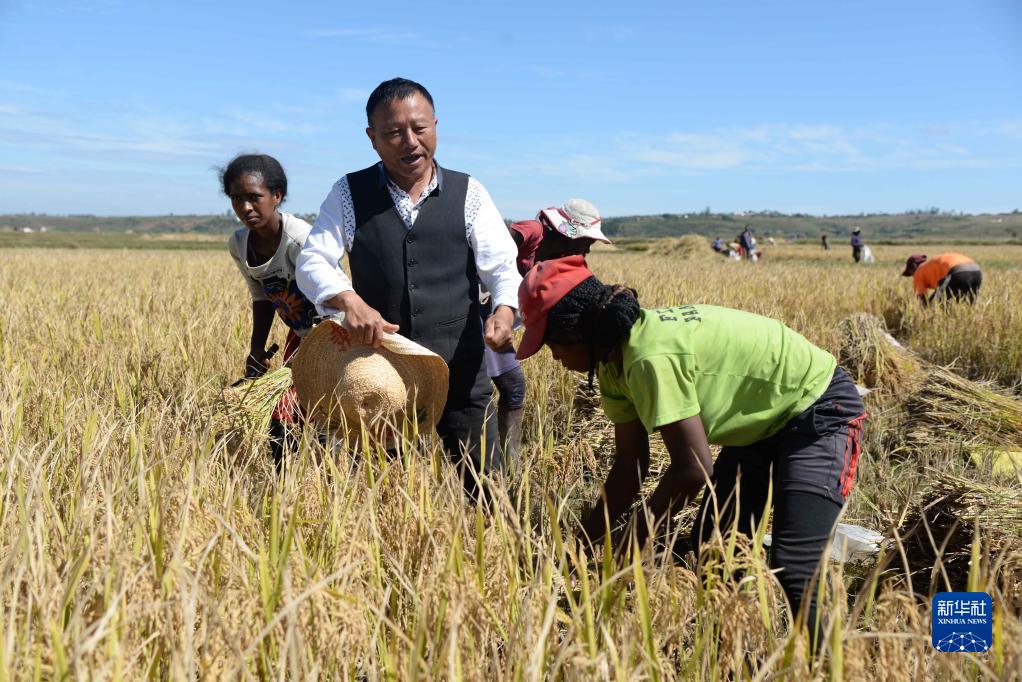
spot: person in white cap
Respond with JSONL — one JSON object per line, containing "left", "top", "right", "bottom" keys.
{"left": 509, "top": 198, "right": 612, "bottom": 274}
{"left": 483, "top": 198, "right": 612, "bottom": 469}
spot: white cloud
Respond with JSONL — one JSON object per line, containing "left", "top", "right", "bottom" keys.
{"left": 483, "top": 121, "right": 1022, "bottom": 186}
{"left": 995, "top": 120, "right": 1022, "bottom": 139}
{"left": 630, "top": 132, "right": 751, "bottom": 170}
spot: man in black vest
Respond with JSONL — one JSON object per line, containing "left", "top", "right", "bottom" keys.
{"left": 297, "top": 78, "right": 522, "bottom": 497}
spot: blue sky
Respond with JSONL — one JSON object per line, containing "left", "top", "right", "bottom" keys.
{"left": 1, "top": 0, "right": 1020, "bottom": 218}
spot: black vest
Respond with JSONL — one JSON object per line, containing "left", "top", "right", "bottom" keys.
{"left": 347, "top": 164, "right": 483, "bottom": 374}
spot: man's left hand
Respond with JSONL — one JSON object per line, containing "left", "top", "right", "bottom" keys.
{"left": 484, "top": 305, "right": 515, "bottom": 351}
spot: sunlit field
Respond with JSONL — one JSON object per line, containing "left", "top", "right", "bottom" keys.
{"left": 1, "top": 242, "right": 1020, "bottom": 679}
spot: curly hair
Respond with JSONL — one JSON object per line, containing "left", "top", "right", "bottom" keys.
{"left": 546, "top": 275, "right": 640, "bottom": 386}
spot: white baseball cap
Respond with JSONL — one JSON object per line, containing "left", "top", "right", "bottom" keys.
{"left": 537, "top": 198, "right": 611, "bottom": 243}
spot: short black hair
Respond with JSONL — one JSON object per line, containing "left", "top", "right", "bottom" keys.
{"left": 366, "top": 78, "right": 435, "bottom": 126}
{"left": 220, "top": 154, "right": 288, "bottom": 201}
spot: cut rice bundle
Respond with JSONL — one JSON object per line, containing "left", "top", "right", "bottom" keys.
{"left": 838, "top": 313, "right": 927, "bottom": 394}
{"left": 838, "top": 314, "right": 1022, "bottom": 450}
{"left": 907, "top": 367, "right": 1022, "bottom": 448}
{"left": 213, "top": 367, "right": 293, "bottom": 437}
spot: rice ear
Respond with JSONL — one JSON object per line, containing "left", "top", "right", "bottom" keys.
{"left": 214, "top": 367, "right": 293, "bottom": 437}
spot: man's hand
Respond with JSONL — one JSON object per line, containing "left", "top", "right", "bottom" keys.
{"left": 484, "top": 305, "right": 515, "bottom": 351}
{"left": 327, "top": 291, "right": 399, "bottom": 348}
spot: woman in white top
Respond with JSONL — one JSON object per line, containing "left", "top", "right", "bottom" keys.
{"left": 222, "top": 153, "right": 317, "bottom": 465}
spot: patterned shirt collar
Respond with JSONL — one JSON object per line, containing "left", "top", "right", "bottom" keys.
{"left": 375, "top": 160, "right": 444, "bottom": 196}
{"left": 377, "top": 161, "right": 442, "bottom": 229}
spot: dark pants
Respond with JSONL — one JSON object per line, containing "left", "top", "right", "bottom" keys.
{"left": 269, "top": 330, "right": 304, "bottom": 469}
{"left": 436, "top": 359, "right": 500, "bottom": 500}
{"left": 690, "top": 367, "right": 866, "bottom": 644}
{"left": 936, "top": 267, "right": 982, "bottom": 304}
{"left": 852, "top": 245, "right": 862, "bottom": 263}
{"left": 493, "top": 366, "right": 527, "bottom": 409}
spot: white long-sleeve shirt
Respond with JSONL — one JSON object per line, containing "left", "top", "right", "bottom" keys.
{"left": 296, "top": 162, "right": 521, "bottom": 317}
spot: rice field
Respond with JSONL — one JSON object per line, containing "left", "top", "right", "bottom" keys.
{"left": 1, "top": 242, "right": 1020, "bottom": 679}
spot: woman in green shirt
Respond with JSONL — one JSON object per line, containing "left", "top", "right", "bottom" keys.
{"left": 516, "top": 256, "right": 867, "bottom": 641}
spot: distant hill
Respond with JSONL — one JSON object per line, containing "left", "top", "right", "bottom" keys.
{"left": 601, "top": 210, "right": 1022, "bottom": 242}
{"left": 0, "top": 213, "right": 316, "bottom": 235}
{"left": 2, "top": 210, "right": 1021, "bottom": 242}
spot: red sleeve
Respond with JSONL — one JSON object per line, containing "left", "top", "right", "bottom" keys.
{"left": 508, "top": 220, "right": 543, "bottom": 275}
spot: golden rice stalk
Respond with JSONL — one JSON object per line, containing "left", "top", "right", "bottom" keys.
{"left": 967, "top": 446, "right": 1022, "bottom": 478}
{"left": 213, "top": 368, "right": 292, "bottom": 436}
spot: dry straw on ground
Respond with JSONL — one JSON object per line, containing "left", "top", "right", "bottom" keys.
{"left": 896, "top": 472, "right": 1022, "bottom": 599}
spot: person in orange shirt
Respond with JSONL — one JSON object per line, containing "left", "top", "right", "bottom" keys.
{"left": 902, "top": 253, "right": 982, "bottom": 305}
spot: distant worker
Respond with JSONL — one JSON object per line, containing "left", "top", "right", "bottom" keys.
{"left": 850, "top": 227, "right": 864, "bottom": 262}
{"left": 902, "top": 253, "right": 982, "bottom": 305}
{"left": 821, "top": 234, "right": 830, "bottom": 251}
{"left": 711, "top": 237, "right": 724, "bottom": 253}
{"left": 739, "top": 225, "right": 757, "bottom": 261}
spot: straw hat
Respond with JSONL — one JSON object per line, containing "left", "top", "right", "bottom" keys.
{"left": 290, "top": 319, "right": 449, "bottom": 442}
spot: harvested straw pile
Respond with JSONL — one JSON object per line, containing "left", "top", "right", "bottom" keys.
{"left": 212, "top": 367, "right": 292, "bottom": 437}
{"left": 898, "top": 472, "right": 1022, "bottom": 595}
{"left": 647, "top": 234, "right": 717, "bottom": 260}
{"left": 839, "top": 313, "right": 1022, "bottom": 450}
{"left": 906, "top": 369, "right": 1022, "bottom": 449}
{"left": 838, "top": 313, "right": 924, "bottom": 392}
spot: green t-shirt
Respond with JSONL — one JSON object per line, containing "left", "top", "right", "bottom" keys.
{"left": 598, "top": 305, "right": 837, "bottom": 446}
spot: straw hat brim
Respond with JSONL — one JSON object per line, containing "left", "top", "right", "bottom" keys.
{"left": 290, "top": 320, "right": 449, "bottom": 440}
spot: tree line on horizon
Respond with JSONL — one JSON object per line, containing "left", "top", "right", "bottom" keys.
{"left": 2, "top": 209, "right": 1021, "bottom": 241}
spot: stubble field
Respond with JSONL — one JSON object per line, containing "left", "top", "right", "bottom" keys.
{"left": 1, "top": 242, "right": 1020, "bottom": 679}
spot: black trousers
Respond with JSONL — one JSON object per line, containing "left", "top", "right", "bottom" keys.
{"left": 436, "top": 359, "right": 500, "bottom": 499}
{"left": 938, "top": 267, "right": 982, "bottom": 304}
{"left": 690, "top": 367, "right": 866, "bottom": 643}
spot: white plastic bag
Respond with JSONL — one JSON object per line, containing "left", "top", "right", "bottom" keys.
{"left": 763, "top": 523, "right": 884, "bottom": 563}
{"left": 830, "top": 523, "right": 884, "bottom": 562}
